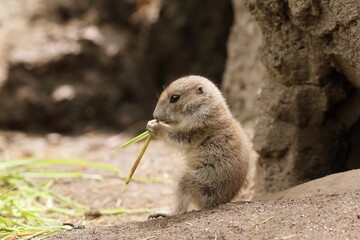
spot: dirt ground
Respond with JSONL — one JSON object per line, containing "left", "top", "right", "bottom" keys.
{"left": 49, "top": 191, "right": 360, "bottom": 240}
{"left": 1, "top": 130, "right": 360, "bottom": 239}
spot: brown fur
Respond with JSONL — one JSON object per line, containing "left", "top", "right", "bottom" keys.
{"left": 147, "top": 75, "right": 251, "bottom": 218}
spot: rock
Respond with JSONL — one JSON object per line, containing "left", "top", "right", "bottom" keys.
{"left": 243, "top": 0, "right": 360, "bottom": 194}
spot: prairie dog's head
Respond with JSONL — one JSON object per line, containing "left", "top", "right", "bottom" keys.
{"left": 153, "top": 75, "right": 230, "bottom": 129}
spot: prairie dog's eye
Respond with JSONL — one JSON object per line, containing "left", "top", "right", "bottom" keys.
{"left": 170, "top": 94, "right": 180, "bottom": 103}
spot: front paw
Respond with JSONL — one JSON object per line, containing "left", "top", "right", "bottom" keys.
{"left": 146, "top": 119, "right": 159, "bottom": 134}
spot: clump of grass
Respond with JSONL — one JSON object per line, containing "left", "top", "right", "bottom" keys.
{"left": 0, "top": 158, "right": 151, "bottom": 239}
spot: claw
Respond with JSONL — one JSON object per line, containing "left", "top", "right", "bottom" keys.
{"left": 148, "top": 212, "right": 174, "bottom": 219}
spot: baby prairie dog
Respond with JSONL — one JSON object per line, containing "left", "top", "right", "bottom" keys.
{"left": 147, "top": 75, "right": 251, "bottom": 218}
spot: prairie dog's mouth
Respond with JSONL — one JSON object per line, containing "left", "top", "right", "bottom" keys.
{"left": 156, "top": 119, "right": 177, "bottom": 125}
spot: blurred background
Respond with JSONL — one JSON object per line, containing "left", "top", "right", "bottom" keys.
{"left": 1, "top": 0, "right": 360, "bottom": 198}
{"left": 0, "top": 0, "right": 237, "bottom": 133}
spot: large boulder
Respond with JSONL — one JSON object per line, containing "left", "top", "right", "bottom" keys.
{"left": 242, "top": 0, "right": 360, "bottom": 193}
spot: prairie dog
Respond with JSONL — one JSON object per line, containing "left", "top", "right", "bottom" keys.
{"left": 147, "top": 75, "right": 251, "bottom": 218}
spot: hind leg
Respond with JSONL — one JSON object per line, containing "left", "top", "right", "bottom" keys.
{"left": 148, "top": 174, "right": 192, "bottom": 219}
{"left": 175, "top": 170, "right": 220, "bottom": 211}
{"left": 183, "top": 168, "right": 230, "bottom": 210}
{"left": 148, "top": 193, "right": 191, "bottom": 219}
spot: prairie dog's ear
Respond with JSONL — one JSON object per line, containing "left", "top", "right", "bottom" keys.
{"left": 197, "top": 86, "right": 203, "bottom": 94}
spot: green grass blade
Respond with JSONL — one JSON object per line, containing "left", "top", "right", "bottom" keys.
{"left": 112, "top": 131, "right": 150, "bottom": 152}
{"left": 0, "top": 186, "right": 17, "bottom": 198}
{"left": 119, "top": 175, "right": 165, "bottom": 184}
{"left": 122, "top": 135, "right": 152, "bottom": 192}
{"left": 20, "top": 171, "right": 103, "bottom": 180}
{"left": 0, "top": 158, "right": 119, "bottom": 173}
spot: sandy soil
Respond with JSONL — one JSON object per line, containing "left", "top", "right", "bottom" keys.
{"left": 1, "top": 130, "right": 360, "bottom": 239}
